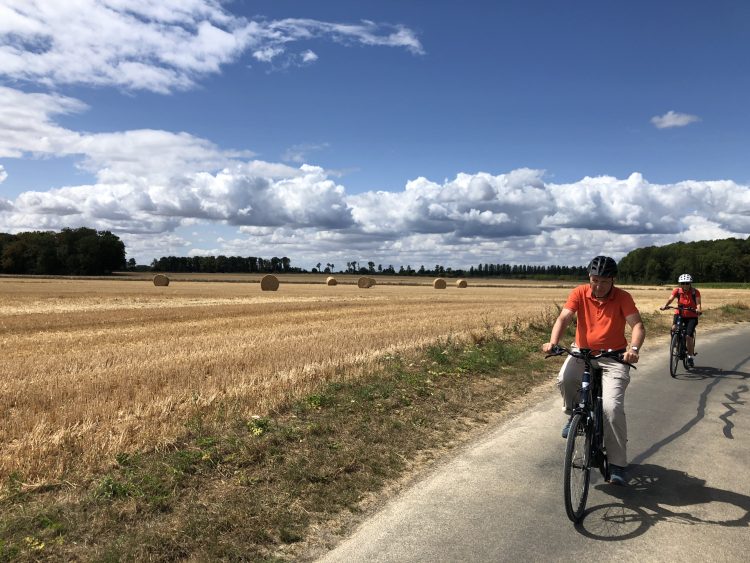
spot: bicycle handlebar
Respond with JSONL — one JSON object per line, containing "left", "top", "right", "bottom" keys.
{"left": 545, "top": 344, "right": 637, "bottom": 369}
{"left": 661, "top": 305, "right": 701, "bottom": 314}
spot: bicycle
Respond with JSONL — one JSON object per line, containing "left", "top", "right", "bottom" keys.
{"left": 661, "top": 305, "right": 700, "bottom": 377}
{"left": 546, "top": 345, "right": 636, "bottom": 522}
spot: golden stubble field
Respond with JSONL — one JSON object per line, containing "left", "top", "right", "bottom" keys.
{"left": 2, "top": 275, "right": 748, "bottom": 485}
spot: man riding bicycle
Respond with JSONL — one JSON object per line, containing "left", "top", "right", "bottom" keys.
{"left": 660, "top": 273, "right": 702, "bottom": 367}
{"left": 542, "top": 255, "right": 645, "bottom": 486}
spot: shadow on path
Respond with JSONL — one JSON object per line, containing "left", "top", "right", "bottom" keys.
{"left": 576, "top": 353, "right": 750, "bottom": 539}
{"left": 675, "top": 365, "right": 749, "bottom": 381}
{"left": 634, "top": 354, "right": 750, "bottom": 461}
{"left": 576, "top": 464, "right": 750, "bottom": 540}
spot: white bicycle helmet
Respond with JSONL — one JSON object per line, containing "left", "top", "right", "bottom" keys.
{"left": 678, "top": 273, "right": 693, "bottom": 283}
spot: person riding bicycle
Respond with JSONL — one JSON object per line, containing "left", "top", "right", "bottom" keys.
{"left": 542, "top": 255, "right": 645, "bottom": 486}
{"left": 660, "top": 273, "right": 702, "bottom": 367}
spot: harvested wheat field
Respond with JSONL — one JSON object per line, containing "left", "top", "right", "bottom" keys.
{"left": 1, "top": 276, "right": 747, "bottom": 485}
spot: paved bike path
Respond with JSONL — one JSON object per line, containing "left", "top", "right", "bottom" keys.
{"left": 317, "top": 323, "right": 750, "bottom": 562}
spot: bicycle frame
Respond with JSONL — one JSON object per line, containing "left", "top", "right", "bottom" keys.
{"left": 547, "top": 345, "right": 635, "bottom": 522}
{"left": 570, "top": 357, "right": 608, "bottom": 479}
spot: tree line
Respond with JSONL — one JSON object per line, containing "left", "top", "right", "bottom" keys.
{"left": 333, "top": 262, "right": 587, "bottom": 279}
{"left": 128, "top": 236, "right": 750, "bottom": 282}
{"left": 150, "top": 255, "right": 301, "bottom": 274}
{"left": 3, "top": 227, "right": 748, "bottom": 283}
{"left": 154, "top": 258, "right": 587, "bottom": 279}
{"left": 618, "top": 237, "right": 750, "bottom": 283}
{"left": 0, "top": 228, "right": 126, "bottom": 275}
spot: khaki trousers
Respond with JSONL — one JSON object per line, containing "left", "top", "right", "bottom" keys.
{"left": 557, "top": 349, "right": 631, "bottom": 467}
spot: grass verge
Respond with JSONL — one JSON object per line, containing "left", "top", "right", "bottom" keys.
{"left": 2, "top": 306, "right": 749, "bottom": 561}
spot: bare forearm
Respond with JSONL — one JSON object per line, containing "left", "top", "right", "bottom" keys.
{"left": 630, "top": 322, "right": 645, "bottom": 349}
{"left": 549, "top": 316, "right": 571, "bottom": 346}
{"left": 542, "top": 308, "right": 575, "bottom": 353}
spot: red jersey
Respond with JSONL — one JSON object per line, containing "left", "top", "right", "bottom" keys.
{"left": 564, "top": 284, "right": 639, "bottom": 351}
{"left": 670, "top": 287, "right": 701, "bottom": 318}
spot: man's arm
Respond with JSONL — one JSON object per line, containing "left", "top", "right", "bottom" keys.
{"left": 623, "top": 311, "right": 645, "bottom": 364}
{"left": 541, "top": 308, "right": 575, "bottom": 353}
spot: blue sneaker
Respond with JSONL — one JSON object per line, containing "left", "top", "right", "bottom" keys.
{"left": 562, "top": 419, "right": 572, "bottom": 439}
{"left": 609, "top": 465, "right": 627, "bottom": 486}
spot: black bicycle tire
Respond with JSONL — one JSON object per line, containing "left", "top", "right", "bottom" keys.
{"left": 563, "top": 413, "right": 590, "bottom": 522}
{"left": 669, "top": 333, "right": 680, "bottom": 378}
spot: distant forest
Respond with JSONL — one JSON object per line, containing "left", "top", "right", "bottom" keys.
{"left": 151, "top": 237, "right": 750, "bottom": 282}
{"left": 2, "top": 228, "right": 749, "bottom": 283}
{"left": 618, "top": 237, "right": 750, "bottom": 284}
{"left": 0, "top": 228, "right": 125, "bottom": 275}
{"left": 150, "top": 255, "right": 587, "bottom": 279}
{"left": 150, "top": 255, "right": 300, "bottom": 274}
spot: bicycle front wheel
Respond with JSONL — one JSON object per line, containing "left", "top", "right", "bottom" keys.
{"left": 563, "top": 413, "right": 591, "bottom": 522}
{"left": 669, "top": 333, "right": 680, "bottom": 378}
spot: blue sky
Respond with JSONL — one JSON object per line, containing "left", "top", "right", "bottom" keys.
{"left": 1, "top": 0, "right": 749, "bottom": 270}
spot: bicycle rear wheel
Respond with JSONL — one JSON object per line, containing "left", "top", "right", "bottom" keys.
{"left": 669, "top": 333, "right": 680, "bottom": 378}
{"left": 563, "top": 413, "right": 591, "bottom": 522}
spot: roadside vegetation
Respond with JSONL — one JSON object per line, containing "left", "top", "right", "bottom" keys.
{"left": 2, "top": 300, "right": 749, "bottom": 561}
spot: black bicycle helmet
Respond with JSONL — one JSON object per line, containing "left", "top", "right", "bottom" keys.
{"left": 587, "top": 255, "right": 618, "bottom": 277}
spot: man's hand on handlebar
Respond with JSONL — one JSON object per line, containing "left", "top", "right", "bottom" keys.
{"left": 622, "top": 349, "right": 639, "bottom": 364}
{"left": 543, "top": 344, "right": 637, "bottom": 368}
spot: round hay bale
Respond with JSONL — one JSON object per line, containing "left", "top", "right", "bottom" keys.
{"left": 368, "top": 277, "right": 376, "bottom": 287}
{"left": 433, "top": 278, "right": 447, "bottom": 289}
{"left": 153, "top": 274, "right": 170, "bottom": 287}
{"left": 260, "top": 274, "right": 279, "bottom": 291}
{"left": 357, "top": 276, "right": 373, "bottom": 289}
{"left": 456, "top": 279, "right": 468, "bottom": 288}
{"left": 326, "top": 276, "right": 338, "bottom": 286}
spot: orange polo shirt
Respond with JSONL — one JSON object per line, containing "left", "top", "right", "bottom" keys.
{"left": 564, "top": 284, "right": 639, "bottom": 350}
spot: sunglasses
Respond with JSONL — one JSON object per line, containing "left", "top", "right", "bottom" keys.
{"left": 680, "top": 282, "right": 691, "bottom": 286}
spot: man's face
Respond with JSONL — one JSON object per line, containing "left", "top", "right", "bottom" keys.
{"left": 589, "top": 275, "right": 614, "bottom": 298}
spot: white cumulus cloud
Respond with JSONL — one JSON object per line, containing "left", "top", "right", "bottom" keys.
{"left": 3, "top": 132, "right": 750, "bottom": 266}
{"left": 0, "top": 1, "right": 423, "bottom": 93}
{"left": 651, "top": 110, "right": 701, "bottom": 129}
{"left": 349, "top": 168, "right": 552, "bottom": 238}
{"left": 0, "top": 86, "right": 86, "bottom": 158}
{"left": 0, "top": 86, "right": 252, "bottom": 181}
